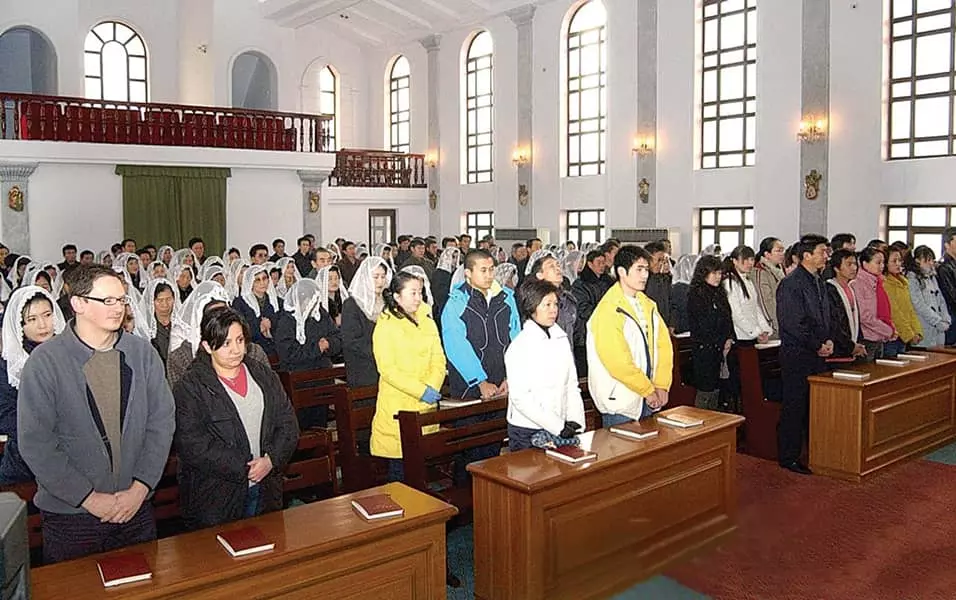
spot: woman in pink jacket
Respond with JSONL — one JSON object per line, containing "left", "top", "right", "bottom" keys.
{"left": 853, "top": 247, "right": 898, "bottom": 361}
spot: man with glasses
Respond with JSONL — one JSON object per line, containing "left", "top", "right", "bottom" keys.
{"left": 18, "top": 265, "right": 175, "bottom": 563}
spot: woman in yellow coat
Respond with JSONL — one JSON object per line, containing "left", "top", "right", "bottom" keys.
{"left": 884, "top": 246, "right": 923, "bottom": 355}
{"left": 370, "top": 271, "right": 446, "bottom": 482}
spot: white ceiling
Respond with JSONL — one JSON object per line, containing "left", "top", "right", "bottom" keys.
{"left": 259, "top": 0, "right": 546, "bottom": 46}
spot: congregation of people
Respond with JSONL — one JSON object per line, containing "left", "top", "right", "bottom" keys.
{"left": 0, "top": 225, "right": 955, "bottom": 565}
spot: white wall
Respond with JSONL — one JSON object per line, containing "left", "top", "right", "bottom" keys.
{"left": 322, "top": 187, "right": 430, "bottom": 245}
{"left": 226, "top": 168, "right": 304, "bottom": 255}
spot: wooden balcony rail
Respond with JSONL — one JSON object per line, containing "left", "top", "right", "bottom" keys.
{"left": 0, "top": 93, "right": 333, "bottom": 153}
{"left": 330, "top": 148, "right": 427, "bottom": 189}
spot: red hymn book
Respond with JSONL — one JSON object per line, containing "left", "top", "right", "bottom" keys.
{"left": 96, "top": 552, "right": 152, "bottom": 587}
{"left": 351, "top": 494, "right": 405, "bottom": 520}
{"left": 216, "top": 526, "right": 276, "bottom": 557}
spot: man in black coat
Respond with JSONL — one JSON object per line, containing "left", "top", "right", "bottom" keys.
{"left": 938, "top": 228, "right": 956, "bottom": 345}
{"left": 775, "top": 234, "right": 833, "bottom": 475}
{"left": 570, "top": 250, "right": 610, "bottom": 375}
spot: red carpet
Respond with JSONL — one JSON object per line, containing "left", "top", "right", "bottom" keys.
{"left": 667, "top": 455, "right": 956, "bottom": 600}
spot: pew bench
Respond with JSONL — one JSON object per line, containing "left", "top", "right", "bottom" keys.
{"left": 737, "top": 344, "right": 783, "bottom": 461}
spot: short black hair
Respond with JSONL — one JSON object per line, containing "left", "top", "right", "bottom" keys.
{"left": 382, "top": 271, "right": 423, "bottom": 324}
{"left": 464, "top": 249, "right": 494, "bottom": 271}
{"left": 68, "top": 265, "right": 124, "bottom": 298}
{"left": 313, "top": 247, "right": 332, "bottom": 259}
{"left": 797, "top": 234, "right": 829, "bottom": 261}
{"left": 304, "top": 234, "right": 316, "bottom": 242}
{"left": 80, "top": 250, "right": 94, "bottom": 259}
{"left": 62, "top": 244, "right": 77, "bottom": 255}
{"left": 585, "top": 250, "right": 603, "bottom": 264}
{"left": 459, "top": 233, "right": 472, "bottom": 240}
{"left": 409, "top": 238, "right": 425, "bottom": 249}
{"left": 153, "top": 281, "right": 174, "bottom": 300}
{"left": 249, "top": 243, "right": 268, "bottom": 258}
{"left": 525, "top": 237, "right": 542, "bottom": 248}
{"left": 137, "top": 248, "right": 151, "bottom": 257}
{"left": 398, "top": 235, "right": 411, "bottom": 243}
{"left": 516, "top": 278, "right": 559, "bottom": 322}
{"left": 342, "top": 241, "right": 356, "bottom": 251}
{"left": 866, "top": 238, "right": 887, "bottom": 249}
{"left": 830, "top": 233, "right": 855, "bottom": 250}
{"left": 120, "top": 238, "right": 135, "bottom": 247}
{"left": 644, "top": 241, "right": 667, "bottom": 255}
{"left": 511, "top": 242, "right": 524, "bottom": 251}
{"left": 613, "top": 245, "right": 651, "bottom": 278}
{"left": 858, "top": 246, "right": 884, "bottom": 266}
{"left": 944, "top": 228, "right": 956, "bottom": 245}
{"left": 228, "top": 247, "right": 241, "bottom": 256}
{"left": 829, "top": 249, "right": 856, "bottom": 272}
{"left": 297, "top": 236, "right": 311, "bottom": 246}
{"left": 188, "top": 237, "right": 204, "bottom": 248}
{"left": 111, "top": 243, "right": 122, "bottom": 254}
{"left": 441, "top": 236, "right": 457, "bottom": 248}
{"left": 200, "top": 306, "right": 251, "bottom": 351}
{"left": 272, "top": 238, "right": 285, "bottom": 249}
{"left": 144, "top": 244, "right": 156, "bottom": 252}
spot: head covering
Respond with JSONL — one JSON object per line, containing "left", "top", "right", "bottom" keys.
{"left": 198, "top": 256, "right": 224, "bottom": 281}
{"left": 451, "top": 264, "right": 466, "bottom": 288}
{"left": 274, "top": 257, "right": 301, "bottom": 297}
{"left": 169, "top": 248, "right": 197, "bottom": 273}
{"left": 240, "top": 263, "right": 280, "bottom": 316}
{"left": 282, "top": 279, "right": 326, "bottom": 344}
{"left": 326, "top": 243, "right": 341, "bottom": 261}
{"left": 97, "top": 250, "right": 112, "bottom": 266}
{"left": 494, "top": 263, "right": 518, "bottom": 289}
{"left": 202, "top": 265, "right": 226, "bottom": 286}
{"left": 113, "top": 252, "right": 144, "bottom": 288}
{"left": 0, "top": 276, "right": 11, "bottom": 303}
{"left": 21, "top": 264, "right": 54, "bottom": 291}
{"left": 561, "top": 250, "right": 585, "bottom": 285}
{"left": 489, "top": 245, "right": 508, "bottom": 265}
{"left": 138, "top": 277, "right": 182, "bottom": 339}
{"left": 673, "top": 255, "right": 698, "bottom": 285}
{"left": 525, "top": 249, "right": 556, "bottom": 276}
{"left": 315, "top": 265, "right": 350, "bottom": 313}
{"left": 356, "top": 243, "right": 369, "bottom": 260}
{"left": 126, "top": 290, "right": 152, "bottom": 339}
{"left": 157, "top": 245, "right": 175, "bottom": 265}
{"left": 437, "top": 247, "right": 461, "bottom": 273}
{"left": 226, "top": 259, "right": 250, "bottom": 301}
{"left": 11, "top": 255, "right": 33, "bottom": 287}
{"left": 168, "top": 280, "right": 230, "bottom": 354}
{"left": 400, "top": 265, "right": 432, "bottom": 305}
{"left": 169, "top": 264, "right": 195, "bottom": 291}
{"left": 111, "top": 266, "right": 143, "bottom": 306}
{"left": 2, "top": 286, "right": 65, "bottom": 388}
{"left": 347, "top": 256, "right": 392, "bottom": 321}
{"left": 148, "top": 260, "right": 168, "bottom": 281}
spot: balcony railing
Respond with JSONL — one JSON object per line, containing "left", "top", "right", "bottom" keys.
{"left": 329, "top": 148, "right": 427, "bottom": 189}
{"left": 0, "top": 93, "right": 332, "bottom": 153}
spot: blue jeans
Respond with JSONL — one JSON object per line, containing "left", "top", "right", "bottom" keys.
{"left": 244, "top": 484, "right": 261, "bottom": 518}
{"left": 386, "top": 459, "right": 405, "bottom": 483}
{"left": 601, "top": 402, "right": 655, "bottom": 428}
{"left": 883, "top": 339, "right": 906, "bottom": 358}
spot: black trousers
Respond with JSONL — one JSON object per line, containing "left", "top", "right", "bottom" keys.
{"left": 777, "top": 359, "right": 822, "bottom": 465}
{"left": 41, "top": 502, "right": 156, "bottom": 564}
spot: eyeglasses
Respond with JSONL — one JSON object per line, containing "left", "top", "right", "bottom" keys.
{"left": 79, "top": 295, "right": 131, "bottom": 306}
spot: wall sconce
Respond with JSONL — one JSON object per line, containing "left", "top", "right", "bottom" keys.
{"left": 632, "top": 135, "right": 654, "bottom": 158}
{"left": 797, "top": 117, "right": 828, "bottom": 144}
{"left": 512, "top": 146, "right": 531, "bottom": 168}
{"left": 425, "top": 151, "right": 439, "bottom": 168}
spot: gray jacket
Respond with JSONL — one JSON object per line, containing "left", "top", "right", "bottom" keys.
{"left": 17, "top": 324, "right": 175, "bottom": 514}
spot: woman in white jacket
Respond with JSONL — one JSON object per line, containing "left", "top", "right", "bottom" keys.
{"left": 504, "top": 278, "right": 586, "bottom": 451}
{"left": 722, "top": 245, "right": 772, "bottom": 344}
{"left": 907, "top": 246, "right": 951, "bottom": 348}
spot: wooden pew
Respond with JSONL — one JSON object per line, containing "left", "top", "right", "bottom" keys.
{"left": 737, "top": 344, "right": 782, "bottom": 461}
{"left": 278, "top": 366, "right": 348, "bottom": 429}
{"left": 396, "top": 398, "right": 509, "bottom": 513}
{"left": 284, "top": 429, "right": 338, "bottom": 501}
{"left": 334, "top": 384, "right": 388, "bottom": 494}
{"left": 670, "top": 334, "right": 697, "bottom": 408}
{"left": 0, "top": 482, "right": 40, "bottom": 551}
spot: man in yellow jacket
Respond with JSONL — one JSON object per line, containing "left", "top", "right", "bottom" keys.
{"left": 586, "top": 245, "right": 673, "bottom": 426}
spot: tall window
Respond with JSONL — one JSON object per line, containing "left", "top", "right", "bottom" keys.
{"left": 888, "top": 0, "right": 956, "bottom": 159}
{"left": 84, "top": 21, "right": 147, "bottom": 102}
{"left": 465, "top": 31, "right": 494, "bottom": 184}
{"left": 885, "top": 205, "right": 956, "bottom": 250}
{"left": 319, "top": 65, "right": 337, "bottom": 150}
{"left": 700, "top": 0, "right": 757, "bottom": 169}
{"left": 389, "top": 56, "right": 411, "bottom": 153}
{"left": 466, "top": 211, "right": 495, "bottom": 243}
{"left": 232, "top": 51, "right": 277, "bottom": 110}
{"left": 698, "top": 207, "right": 754, "bottom": 252}
{"left": 566, "top": 210, "right": 606, "bottom": 247}
{"left": 0, "top": 27, "right": 57, "bottom": 95}
{"left": 566, "top": 0, "right": 607, "bottom": 177}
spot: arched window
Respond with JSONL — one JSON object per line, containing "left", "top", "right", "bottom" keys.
{"left": 388, "top": 56, "right": 410, "bottom": 153}
{"left": 318, "top": 65, "right": 337, "bottom": 150}
{"left": 464, "top": 31, "right": 494, "bottom": 184}
{"left": 232, "top": 51, "right": 278, "bottom": 111}
{"left": 566, "top": 0, "right": 607, "bottom": 177}
{"left": 84, "top": 21, "right": 147, "bottom": 102}
{"left": 0, "top": 27, "right": 57, "bottom": 94}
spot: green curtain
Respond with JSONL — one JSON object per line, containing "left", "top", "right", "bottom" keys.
{"left": 116, "top": 165, "right": 230, "bottom": 255}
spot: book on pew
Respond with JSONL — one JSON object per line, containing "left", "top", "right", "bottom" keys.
{"left": 754, "top": 340, "right": 782, "bottom": 350}
{"left": 876, "top": 358, "right": 908, "bottom": 367}
{"left": 832, "top": 370, "right": 871, "bottom": 381}
{"left": 896, "top": 353, "right": 928, "bottom": 361}
{"left": 609, "top": 421, "right": 659, "bottom": 441}
{"left": 544, "top": 445, "right": 598, "bottom": 464}
{"left": 657, "top": 413, "right": 704, "bottom": 428}
{"left": 439, "top": 398, "right": 483, "bottom": 409}
{"left": 216, "top": 526, "right": 275, "bottom": 557}
{"left": 97, "top": 552, "right": 152, "bottom": 587}
{"left": 351, "top": 494, "right": 405, "bottom": 521}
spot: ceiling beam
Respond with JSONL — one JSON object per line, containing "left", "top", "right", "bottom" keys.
{"left": 369, "top": 0, "right": 434, "bottom": 29}
{"left": 349, "top": 7, "right": 411, "bottom": 35}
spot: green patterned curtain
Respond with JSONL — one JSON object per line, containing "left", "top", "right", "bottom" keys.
{"left": 116, "top": 166, "right": 231, "bottom": 255}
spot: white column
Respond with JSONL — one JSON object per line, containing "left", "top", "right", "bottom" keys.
{"left": 636, "top": 0, "right": 658, "bottom": 227}
{"left": 799, "top": 0, "right": 829, "bottom": 235}
{"left": 0, "top": 163, "right": 38, "bottom": 254}
{"left": 508, "top": 5, "right": 536, "bottom": 228}
{"left": 421, "top": 34, "right": 442, "bottom": 234}
{"left": 298, "top": 169, "right": 332, "bottom": 239}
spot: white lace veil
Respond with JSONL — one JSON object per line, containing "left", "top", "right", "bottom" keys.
{"left": 314, "top": 265, "right": 350, "bottom": 312}
{"left": 2, "top": 286, "right": 65, "bottom": 388}
{"left": 21, "top": 264, "right": 53, "bottom": 292}
{"left": 157, "top": 245, "right": 174, "bottom": 266}
{"left": 494, "top": 263, "right": 518, "bottom": 289}
{"left": 274, "top": 257, "right": 301, "bottom": 297}
{"left": 437, "top": 247, "right": 461, "bottom": 273}
{"left": 525, "top": 249, "right": 557, "bottom": 276}
{"left": 169, "top": 248, "right": 197, "bottom": 273}
{"left": 400, "top": 265, "right": 432, "bottom": 305}
{"left": 202, "top": 265, "right": 226, "bottom": 286}
{"left": 451, "top": 264, "right": 466, "bottom": 288}
{"left": 168, "top": 280, "right": 230, "bottom": 354}
{"left": 240, "top": 263, "right": 280, "bottom": 317}
{"left": 138, "top": 277, "right": 182, "bottom": 339}
{"left": 347, "top": 256, "right": 392, "bottom": 321}
{"left": 198, "top": 256, "right": 225, "bottom": 281}
{"left": 11, "top": 256, "right": 33, "bottom": 287}
{"left": 283, "top": 279, "right": 324, "bottom": 344}
{"left": 168, "top": 264, "right": 196, "bottom": 292}
{"left": 147, "top": 261, "right": 168, "bottom": 281}
{"left": 562, "top": 250, "right": 585, "bottom": 285}
{"left": 673, "top": 254, "right": 699, "bottom": 285}
{"left": 0, "top": 276, "right": 11, "bottom": 303}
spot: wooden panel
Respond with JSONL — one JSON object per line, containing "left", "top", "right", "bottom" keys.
{"left": 809, "top": 384, "right": 863, "bottom": 480}
{"left": 31, "top": 483, "right": 456, "bottom": 600}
